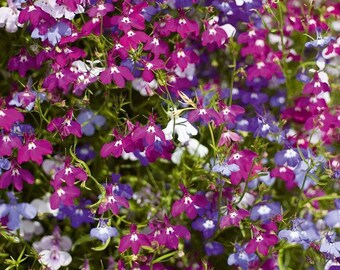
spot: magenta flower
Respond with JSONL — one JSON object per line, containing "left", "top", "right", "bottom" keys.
{"left": 157, "top": 215, "right": 191, "bottom": 250}
{"left": 220, "top": 205, "right": 249, "bottom": 228}
{"left": 100, "top": 63, "right": 134, "bottom": 88}
{"left": 202, "top": 22, "right": 228, "bottom": 47}
{"left": 97, "top": 183, "right": 130, "bottom": 215}
{"left": 53, "top": 157, "right": 87, "bottom": 186}
{"left": 7, "top": 48, "right": 38, "bottom": 77}
{"left": 303, "top": 73, "right": 330, "bottom": 95}
{"left": 50, "top": 180, "right": 81, "bottom": 210}
{"left": 171, "top": 184, "right": 208, "bottom": 220}
{"left": 17, "top": 136, "right": 53, "bottom": 165}
{"left": 245, "top": 226, "right": 278, "bottom": 256}
{"left": 0, "top": 159, "right": 34, "bottom": 191}
{"left": 217, "top": 101, "right": 245, "bottom": 124}
{"left": 47, "top": 109, "right": 82, "bottom": 139}
{"left": 118, "top": 224, "right": 151, "bottom": 254}
{"left": 0, "top": 132, "right": 22, "bottom": 156}
{"left": 0, "top": 106, "right": 24, "bottom": 131}
{"left": 218, "top": 128, "right": 241, "bottom": 147}
{"left": 141, "top": 58, "right": 164, "bottom": 82}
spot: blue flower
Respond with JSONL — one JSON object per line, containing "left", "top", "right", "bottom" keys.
{"left": 31, "top": 21, "right": 72, "bottom": 46}
{"left": 57, "top": 200, "right": 94, "bottom": 228}
{"left": 0, "top": 157, "right": 11, "bottom": 175}
{"left": 250, "top": 201, "right": 281, "bottom": 222}
{"left": 320, "top": 232, "right": 340, "bottom": 258}
{"left": 77, "top": 109, "right": 106, "bottom": 136}
{"left": 228, "top": 244, "right": 259, "bottom": 270}
{"left": 274, "top": 148, "right": 308, "bottom": 167}
{"left": 212, "top": 162, "right": 240, "bottom": 177}
{"left": 204, "top": 241, "right": 224, "bottom": 256}
{"left": 0, "top": 192, "right": 37, "bottom": 230}
{"left": 278, "top": 218, "right": 320, "bottom": 249}
{"left": 192, "top": 211, "right": 218, "bottom": 239}
{"left": 90, "top": 220, "right": 118, "bottom": 243}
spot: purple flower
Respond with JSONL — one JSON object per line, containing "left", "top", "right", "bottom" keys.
{"left": 228, "top": 244, "right": 259, "bottom": 270}
{"left": 57, "top": 200, "right": 94, "bottom": 228}
{"left": 0, "top": 157, "right": 10, "bottom": 175}
{"left": 274, "top": 148, "right": 308, "bottom": 167}
{"left": 0, "top": 132, "right": 22, "bottom": 156}
{"left": 118, "top": 224, "right": 151, "bottom": 254}
{"left": 47, "top": 109, "right": 82, "bottom": 139}
{"left": 192, "top": 211, "right": 218, "bottom": 239}
{"left": 204, "top": 241, "right": 224, "bottom": 256}
{"left": 53, "top": 157, "right": 87, "bottom": 186}
{"left": 0, "top": 159, "right": 34, "bottom": 191}
{"left": 0, "top": 192, "right": 37, "bottom": 230}
{"left": 50, "top": 181, "right": 81, "bottom": 210}
{"left": 77, "top": 109, "right": 106, "bottom": 136}
{"left": 325, "top": 200, "right": 340, "bottom": 228}
{"left": 0, "top": 106, "right": 24, "bottom": 131}
{"left": 90, "top": 220, "right": 118, "bottom": 243}
{"left": 278, "top": 218, "right": 320, "bottom": 249}
{"left": 220, "top": 205, "right": 249, "bottom": 228}
{"left": 75, "top": 144, "right": 96, "bottom": 161}
{"left": 156, "top": 215, "right": 191, "bottom": 250}
{"left": 31, "top": 21, "right": 72, "bottom": 46}
{"left": 212, "top": 162, "right": 240, "bottom": 177}
{"left": 98, "top": 182, "right": 130, "bottom": 215}
{"left": 111, "top": 173, "right": 133, "bottom": 200}
{"left": 171, "top": 184, "right": 208, "bottom": 220}
{"left": 250, "top": 201, "right": 281, "bottom": 222}
{"left": 245, "top": 226, "right": 278, "bottom": 256}
{"left": 320, "top": 232, "right": 340, "bottom": 258}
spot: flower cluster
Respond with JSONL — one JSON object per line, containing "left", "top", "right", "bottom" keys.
{"left": 0, "top": 0, "right": 339, "bottom": 269}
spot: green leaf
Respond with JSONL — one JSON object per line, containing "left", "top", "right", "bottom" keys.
{"left": 152, "top": 251, "right": 177, "bottom": 264}
{"left": 91, "top": 238, "right": 111, "bottom": 251}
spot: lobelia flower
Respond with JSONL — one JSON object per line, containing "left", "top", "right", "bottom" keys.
{"left": 0, "top": 132, "right": 22, "bottom": 156}
{"left": 118, "top": 224, "right": 151, "bottom": 254}
{"left": 250, "top": 201, "right": 281, "bottom": 222}
{"left": 0, "top": 0, "right": 22, "bottom": 33}
{"left": 100, "top": 61, "right": 134, "bottom": 88}
{"left": 90, "top": 219, "right": 118, "bottom": 244}
{"left": 98, "top": 181, "right": 130, "bottom": 215}
{"left": 220, "top": 205, "right": 249, "bottom": 228}
{"left": 47, "top": 109, "right": 82, "bottom": 139}
{"left": 278, "top": 218, "right": 320, "bottom": 249}
{"left": 303, "top": 72, "right": 330, "bottom": 95}
{"left": 57, "top": 200, "right": 94, "bottom": 228}
{"left": 0, "top": 192, "right": 37, "bottom": 231}
{"left": 19, "top": 220, "right": 44, "bottom": 241}
{"left": 111, "top": 173, "right": 133, "bottom": 200}
{"left": 0, "top": 157, "right": 11, "bottom": 175}
{"left": 218, "top": 128, "right": 241, "bottom": 147}
{"left": 156, "top": 215, "right": 191, "bottom": 250}
{"left": 76, "top": 109, "right": 106, "bottom": 136}
{"left": 0, "top": 105, "right": 24, "bottom": 131}
{"left": 217, "top": 101, "right": 245, "bottom": 125}
{"left": 212, "top": 160, "right": 240, "bottom": 177}
{"left": 35, "top": 0, "right": 84, "bottom": 20}
{"left": 274, "top": 147, "right": 308, "bottom": 168}
{"left": 192, "top": 211, "right": 218, "bottom": 239}
{"left": 171, "top": 184, "right": 208, "bottom": 220}
{"left": 204, "top": 241, "right": 224, "bottom": 256}
{"left": 7, "top": 48, "right": 38, "bottom": 77}
{"left": 53, "top": 157, "right": 87, "bottom": 186}
{"left": 324, "top": 199, "right": 340, "bottom": 228}
{"left": 75, "top": 144, "right": 96, "bottom": 161}
{"left": 228, "top": 244, "right": 259, "bottom": 270}
{"left": 228, "top": 150, "right": 258, "bottom": 185}
{"left": 0, "top": 158, "right": 34, "bottom": 191}
{"left": 320, "top": 232, "right": 340, "bottom": 258}
{"left": 31, "top": 193, "right": 58, "bottom": 216}
{"left": 34, "top": 227, "right": 72, "bottom": 270}
{"left": 171, "top": 138, "right": 208, "bottom": 165}
{"left": 49, "top": 180, "right": 81, "bottom": 210}
{"left": 245, "top": 226, "right": 278, "bottom": 256}
{"left": 162, "top": 108, "right": 198, "bottom": 143}
{"left": 17, "top": 135, "right": 53, "bottom": 165}
{"left": 270, "top": 166, "right": 296, "bottom": 190}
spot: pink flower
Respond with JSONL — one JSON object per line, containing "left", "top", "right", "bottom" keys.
{"left": 245, "top": 226, "right": 278, "bottom": 256}
{"left": 50, "top": 181, "right": 81, "bottom": 209}
{"left": 97, "top": 183, "right": 130, "bottom": 215}
{"left": 100, "top": 63, "right": 134, "bottom": 88}
{"left": 303, "top": 73, "right": 330, "bottom": 95}
{"left": 220, "top": 205, "right": 249, "bottom": 228}
{"left": 53, "top": 157, "right": 87, "bottom": 186}
{"left": 17, "top": 136, "right": 53, "bottom": 165}
{"left": 0, "top": 159, "right": 34, "bottom": 191}
{"left": 118, "top": 224, "right": 151, "bottom": 254}
{"left": 171, "top": 184, "right": 208, "bottom": 220}
{"left": 47, "top": 109, "right": 82, "bottom": 139}
{"left": 218, "top": 128, "right": 241, "bottom": 147}
{"left": 0, "top": 107, "right": 24, "bottom": 131}
{"left": 0, "top": 133, "right": 22, "bottom": 156}
{"left": 217, "top": 101, "right": 245, "bottom": 124}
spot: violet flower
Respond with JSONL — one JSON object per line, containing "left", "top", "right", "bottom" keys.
{"left": 245, "top": 226, "right": 278, "bottom": 256}
{"left": 0, "top": 106, "right": 24, "bottom": 131}
{"left": 0, "top": 132, "right": 22, "bottom": 156}
{"left": 57, "top": 200, "right": 94, "bottom": 228}
{"left": 0, "top": 192, "right": 37, "bottom": 230}
{"left": 192, "top": 211, "right": 218, "bottom": 239}
{"left": 77, "top": 109, "right": 106, "bottom": 136}
{"left": 250, "top": 201, "right": 281, "bottom": 222}
{"left": 320, "top": 232, "right": 340, "bottom": 258}
{"left": 274, "top": 147, "right": 308, "bottom": 167}
{"left": 204, "top": 241, "right": 224, "bottom": 256}
{"left": 118, "top": 224, "right": 151, "bottom": 254}
{"left": 47, "top": 109, "right": 82, "bottom": 139}
{"left": 228, "top": 244, "right": 259, "bottom": 270}
{"left": 90, "top": 220, "right": 118, "bottom": 244}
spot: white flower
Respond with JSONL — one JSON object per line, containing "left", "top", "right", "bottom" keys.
{"left": 132, "top": 78, "right": 157, "bottom": 96}
{"left": 72, "top": 60, "right": 105, "bottom": 78}
{"left": 171, "top": 139, "right": 208, "bottom": 164}
{"left": 163, "top": 110, "right": 198, "bottom": 143}
{"left": 0, "top": 6, "right": 22, "bottom": 33}
{"left": 35, "top": 0, "right": 84, "bottom": 20}
{"left": 19, "top": 220, "right": 44, "bottom": 241}
{"left": 39, "top": 248, "right": 72, "bottom": 270}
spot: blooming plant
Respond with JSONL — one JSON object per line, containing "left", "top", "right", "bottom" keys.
{"left": 0, "top": 0, "right": 339, "bottom": 269}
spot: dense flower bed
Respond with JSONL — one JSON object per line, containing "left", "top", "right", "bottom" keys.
{"left": 0, "top": 0, "right": 339, "bottom": 269}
